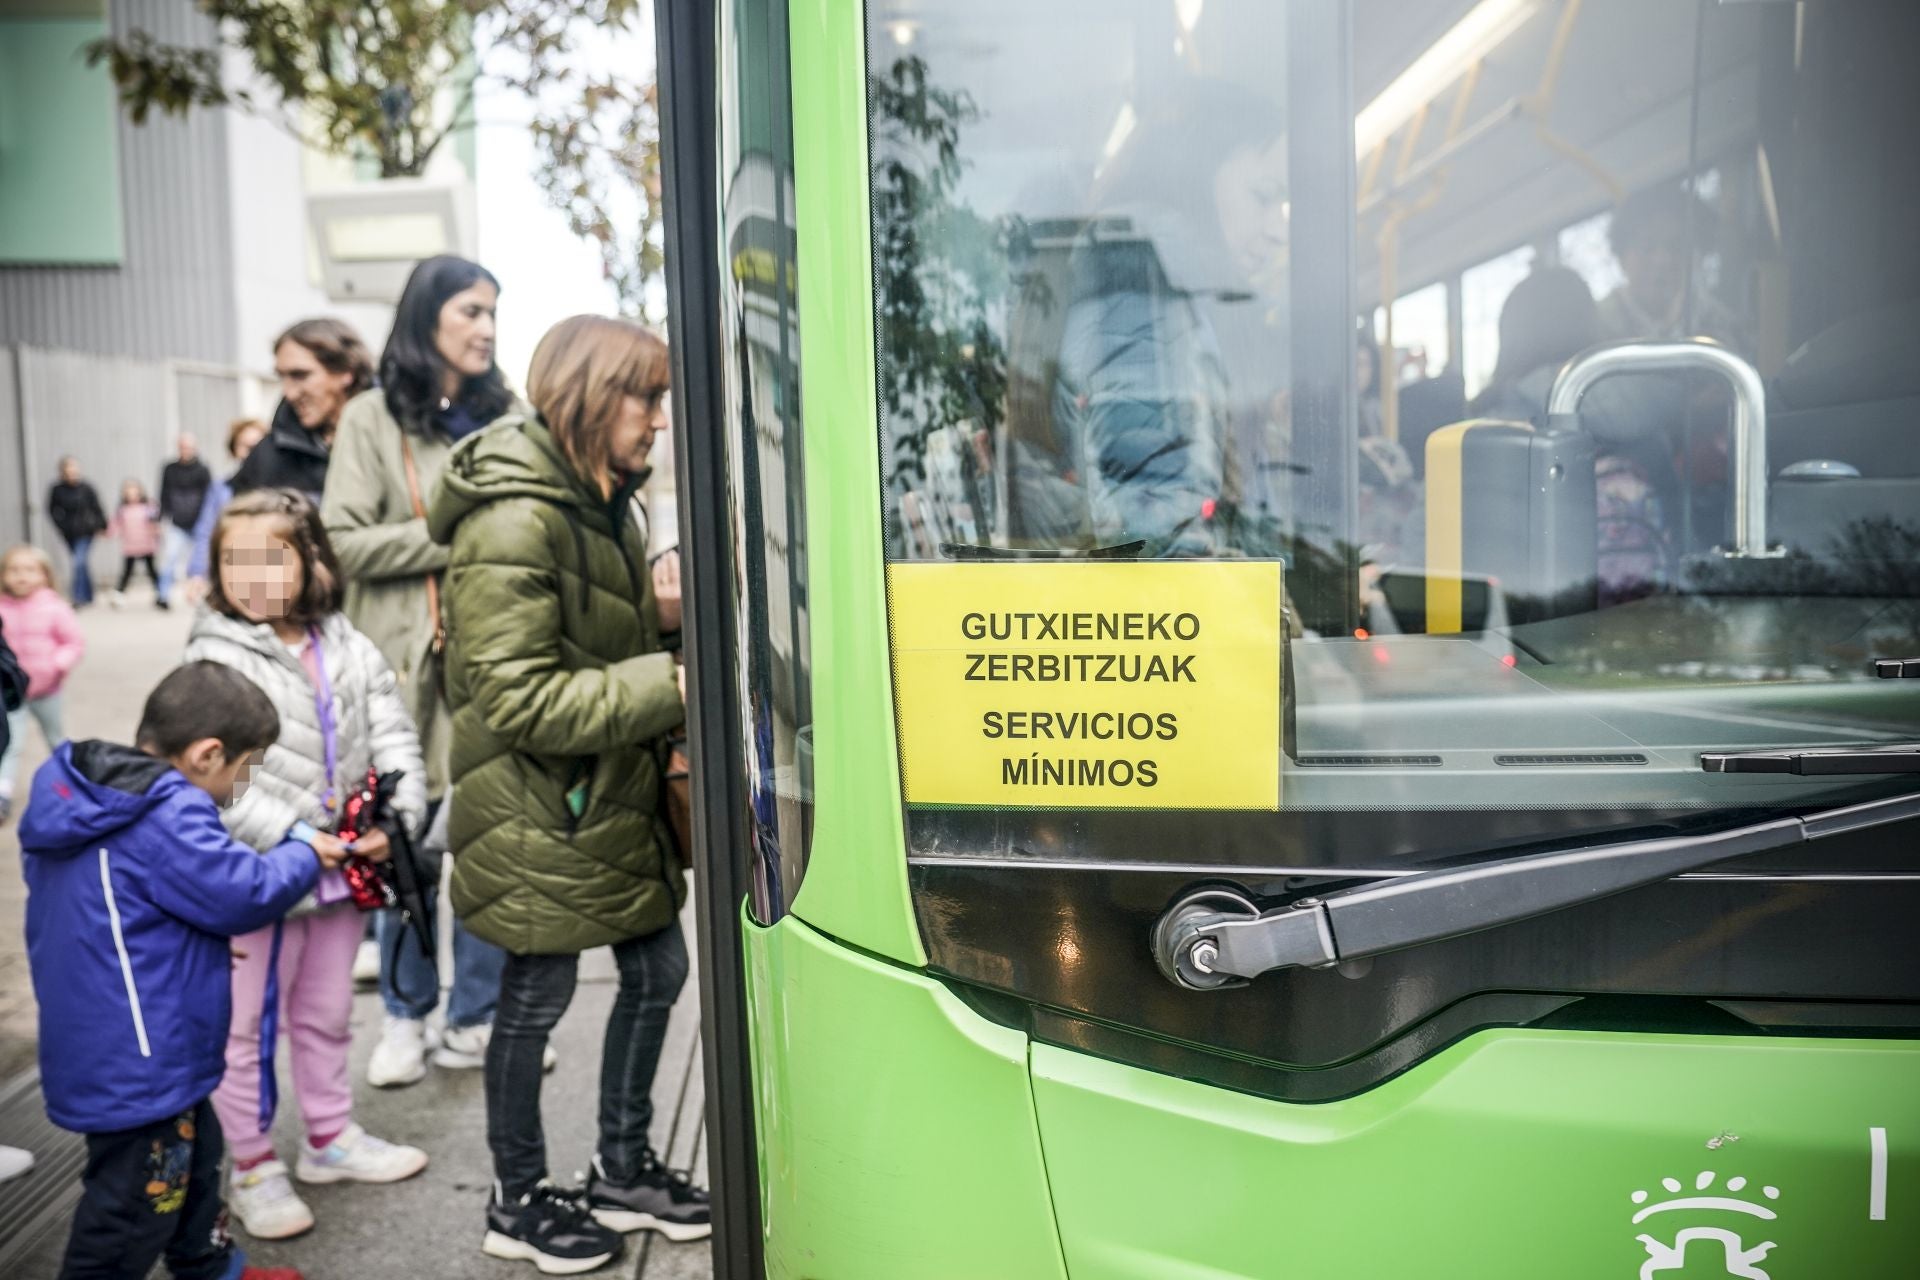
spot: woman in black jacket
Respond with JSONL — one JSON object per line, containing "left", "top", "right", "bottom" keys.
{"left": 231, "top": 318, "right": 376, "bottom": 499}
{"left": 45, "top": 458, "right": 107, "bottom": 607}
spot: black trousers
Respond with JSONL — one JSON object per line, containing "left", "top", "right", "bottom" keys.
{"left": 485, "top": 921, "right": 689, "bottom": 1201}
{"left": 59, "top": 1098, "right": 237, "bottom": 1280}
{"left": 116, "top": 556, "right": 157, "bottom": 592}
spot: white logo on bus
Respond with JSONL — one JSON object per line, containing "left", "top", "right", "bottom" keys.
{"left": 1629, "top": 1171, "right": 1779, "bottom": 1279}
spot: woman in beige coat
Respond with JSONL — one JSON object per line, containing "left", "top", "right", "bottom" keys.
{"left": 320, "top": 254, "right": 533, "bottom": 1089}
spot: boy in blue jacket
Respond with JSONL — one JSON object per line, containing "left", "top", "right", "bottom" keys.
{"left": 20, "top": 661, "right": 349, "bottom": 1280}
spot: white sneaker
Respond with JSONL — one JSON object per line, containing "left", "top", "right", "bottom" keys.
{"left": 352, "top": 937, "right": 381, "bottom": 985}
{"left": 294, "top": 1123, "right": 428, "bottom": 1185}
{"left": 433, "top": 1022, "right": 558, "bottom": 1073}
{"left": 228, "top": 1159, "right": 315, "bottom": 1239}
{"left": 0, "top": 1144, "right": 33, "bottom": 1183}
{"left": 368, "top": 1016, "right": 431, "bottom": 1088}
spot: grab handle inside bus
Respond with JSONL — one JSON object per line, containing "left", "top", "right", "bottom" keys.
{"left": 1547, "top": 338, "right": 1778, "bottom": 559}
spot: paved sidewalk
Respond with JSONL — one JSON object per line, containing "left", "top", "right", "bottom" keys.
{"left": 0, "top": 592, "right": 713, "bottom": 1278}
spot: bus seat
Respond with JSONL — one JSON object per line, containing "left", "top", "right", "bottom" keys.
{"left": 1423, "top": 419, "right": 1597, "bottom": 632}
{"left": 1771, "top": 474, "right": 1920, "bottom": 564}
{"left": 1767, "top": 301, "right": 1920, "bottom": 483}
{"left": 1769, "top": 395, "right": 1920, "bottom": 479}
{"left": 1775, "top": 299, "right": 1920, "bottom": 411}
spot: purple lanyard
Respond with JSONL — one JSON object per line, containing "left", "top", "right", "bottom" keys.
{"left": 308, "top": 625, "right": 339, "bottom": 813}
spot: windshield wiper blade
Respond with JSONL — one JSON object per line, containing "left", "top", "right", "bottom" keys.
{"left": 1701, "top": 745, "right": 1920, "bottom": 775}
{"left": 1153, "top": 788, "right": 1920, "bottom": 989}
{"left": 939, "top": 540, "right": 1147, "bottom": 560}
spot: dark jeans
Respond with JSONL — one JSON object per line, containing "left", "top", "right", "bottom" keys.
{"left": 485, "top": 921, "right": 689, "bottom": 1201}
{"left": 379, "top": 890, "right": 507, "bottom": 1027}
{"left": 60, "top": 1098, "right": 241, "bottom": 1280}
{"left": 67, "top": 536, "right": 95, "bottom": 606}
{"left": 116, "top": 556, "right": 157, "bottom": 593}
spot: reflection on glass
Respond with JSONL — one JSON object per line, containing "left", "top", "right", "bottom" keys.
{"left": 1373, "top": 282, "right": 1449, "bottom": 387}
{"left": 1460, "top": 244, "right": 1534, "bottom": 400}
{"left": 868, "top": 0, "right": 1920, "bottom": 862}
{"left": 722, "top": 0, "right": 812, "bottom": 920}
{"left": 872, "top": 1, "right": 1291, "bottom": 560}
{"left": 1557, "top": 211, "right": 1622, "bottom": 313}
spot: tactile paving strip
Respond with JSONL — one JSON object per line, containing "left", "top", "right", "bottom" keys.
{"left": 0, "top": 1069, "right": 84, "bottom": 1273}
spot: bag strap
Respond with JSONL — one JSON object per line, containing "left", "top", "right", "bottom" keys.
{"left": 400, "top": 436, "right": 446, "bottom": 655}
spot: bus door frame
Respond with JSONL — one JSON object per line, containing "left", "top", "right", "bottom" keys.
{"left": 655, "top": 0, "right": 768, "bottom": 1275}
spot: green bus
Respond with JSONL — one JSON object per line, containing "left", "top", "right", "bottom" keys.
{"left": 654, "top": 1, "right": 1920, "bottom": 1275}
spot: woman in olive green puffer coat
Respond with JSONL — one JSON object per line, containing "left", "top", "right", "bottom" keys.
{"left": 429, "top": 316, "right": 709, "bottom": 1243}
{"left": 428, "top": 351, "right": 685, "bottom": 956}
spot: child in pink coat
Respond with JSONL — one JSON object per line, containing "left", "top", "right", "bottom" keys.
{"left": 0, "top": 545, "right": 84, "bottom": 823}
{"left": 110, "top": 480, "right": 162, "bottom": 604}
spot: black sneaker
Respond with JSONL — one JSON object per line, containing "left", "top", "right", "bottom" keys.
{"left": 482, "top": 1182, "right": 622, "bottom": 1275}
{"left": 584, "top": 1152, "right": 712, "bottom": 1242}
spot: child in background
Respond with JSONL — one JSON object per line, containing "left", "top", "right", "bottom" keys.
{"left": 0, "top": 545, "right": 83, "bottom": 824}
{"left": 187, "top": 417, "right": 270, "bottom": 603}
{"left": 110, "top": 479, "right": 163, "bottom": 604}
{"left": 19, "top": 661, "right": 347, "bottom": 1280}
{"left": 187, "top": 488, "right": 429, "bottom": 1240}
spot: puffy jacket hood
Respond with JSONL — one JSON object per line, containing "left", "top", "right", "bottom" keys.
{"left": 429, "top": 414, "right": 652, "bottom": 546}
{"left": 430, "top": 415, "right": 587, "bottom": 545}
{"left": 19, "top": 741, "right": 180, "bottom": 860}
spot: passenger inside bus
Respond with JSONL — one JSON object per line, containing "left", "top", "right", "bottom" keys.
{"left": 1596, "top": 182, "right": 1745, "bottom": 348}
{"left": 873, "top": 0, "right": 1920, "bottom": 812}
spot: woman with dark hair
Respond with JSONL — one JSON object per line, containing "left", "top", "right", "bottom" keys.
{"left": 1469, "top": 266, "right": 1604, "bottom": 423}
{"left": 233, "top": 319, "right": 376, "bottom": 499}
{"left": 375, "top": 255, "right": 515, "bottom": 437}
{"left": 321, "top": 255, "right": 523, "bottom": 1091}
{"left": 429, "top": 314, "right": 705, "bottom": 1272}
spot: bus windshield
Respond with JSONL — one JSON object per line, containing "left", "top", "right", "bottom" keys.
{"left": 867, "top": 0, "right": 1920, "bottom": 868}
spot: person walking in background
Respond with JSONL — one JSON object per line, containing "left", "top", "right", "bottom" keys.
{"left": 188, "top": 489, "right": 429, "bottom": 1241}
{"left": 431, "top": 316, "right": 707, "bottom": 1273}
{"left": 156, "top": 433, "right": 212, "bottom": 609}
{"left": 109, "top": 480, "right": 162, "bottom": 604}
{"left": 18, "top": 661, "right": 337, "bottom": 1280}
{"left": 321, "top": 255, "right": 522, "bottom": 1089}
{"left": 186, "top": 417, "right": 269, "bottom": 602}
{"left": 46, "top": 457, "right": 108, "bottom": 608}
{"left": 232, "top": 319, "right": 375, "bottom": 500}
{"left": 0, "top": 545, "right": 84, "bottom": 825}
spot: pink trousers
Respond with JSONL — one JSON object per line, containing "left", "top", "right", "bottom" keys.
{"left": 211, "top": 904, "right": 364, "bottom": 1163}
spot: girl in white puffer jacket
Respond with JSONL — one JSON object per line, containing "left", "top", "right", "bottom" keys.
{"left": 186, "top": 488, "right": 430, "bottom": 1241}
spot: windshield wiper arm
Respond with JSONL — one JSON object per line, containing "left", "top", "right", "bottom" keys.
{"left": 1702, "top": 745, "right": 1920, "bottom": 775}
{"left": 1153, "top": 788, "right": 1920, "bottom": 990}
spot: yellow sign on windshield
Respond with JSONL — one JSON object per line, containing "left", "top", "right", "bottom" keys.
{"left": 888, "top": 561, "right": 1284, "bottom": 809}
